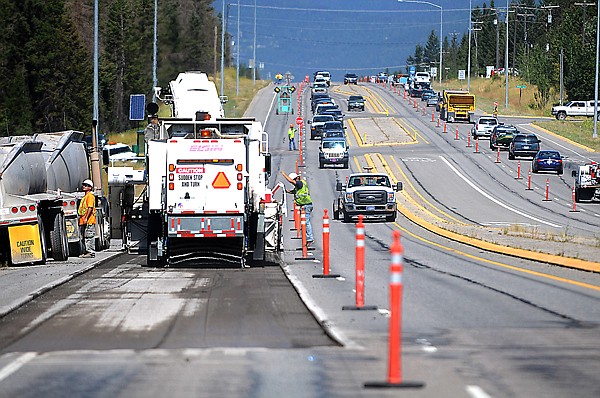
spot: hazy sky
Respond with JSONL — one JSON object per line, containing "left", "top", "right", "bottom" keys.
{"left": 212, "top": 1, "right": 492, "bottom": 82}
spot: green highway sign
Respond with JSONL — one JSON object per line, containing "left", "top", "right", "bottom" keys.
{"left": 516, "top": 85, "right": 526, "bottom": 89}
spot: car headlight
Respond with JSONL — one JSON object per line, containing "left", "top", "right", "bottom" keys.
{"left": 387, "top": 192, "right": 395, "bottom": 202}
{"left": 345, "top": 192, "right": 354, "bottom": 203}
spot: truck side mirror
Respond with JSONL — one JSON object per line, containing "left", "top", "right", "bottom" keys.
{"left": 264, "top": 153, "right": 272, "bottom": 177}
{"left": 395, "top": 182, "right": 403, "bottom": 191}
{"left": 307, "top": 120, "right": 312, "bottom": 124}
{"left": 336, "top": 181, "right": 343, "bottom": 191}
{"left": 572, "top": 170, "right": 577, "bottom": 178}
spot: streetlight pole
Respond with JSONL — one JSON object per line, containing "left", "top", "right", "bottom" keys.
{"left": 236, "top": 1, "right": 240, "bottom": 96}
{"left": 252, "top": 0, "right": 256, "bottom": 85}
{"left": 398, "top": 0, "right": 443, "bottom": 86}
{"left": 153, "top": 0, "right": 157, "bottom": 102}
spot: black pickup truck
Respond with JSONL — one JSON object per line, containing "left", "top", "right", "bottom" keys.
{"left": 347, "top": 95, "right": 365, "bottom": 111}
{"left": 344, "top": 73, "right": 358, "bottom": 85}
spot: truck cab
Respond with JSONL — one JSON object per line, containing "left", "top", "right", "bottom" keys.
{"left": 333, "top": 173, "right": 402, "bottom": 222}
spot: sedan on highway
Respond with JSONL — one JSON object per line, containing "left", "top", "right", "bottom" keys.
{"left": 532, "top": 150, "right": 563, "bottom": 174}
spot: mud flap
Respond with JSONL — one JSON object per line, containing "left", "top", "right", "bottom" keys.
{"left": 253, "top": 213, "right": 265, "bottom": 261}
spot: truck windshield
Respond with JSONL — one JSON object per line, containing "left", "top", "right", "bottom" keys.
{"left": 348, "top": 176, "right": 390, "bottom": 187}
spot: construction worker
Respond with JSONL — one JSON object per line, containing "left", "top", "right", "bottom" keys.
{"left": 287, "top": 124, "right": 297, "bottom": 151}
{"left": 282, "top": 171, "right": 313, "bottom": 246}
{"left": 78, "top": 179, "right": 96, "bottom": 258}
{"left": 144, "top": 114, "right": 160, "bottom": 142}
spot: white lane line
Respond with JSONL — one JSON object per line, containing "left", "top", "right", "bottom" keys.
{"left": 439, "top": 156, "right": 563, "bottom": 228}
{"left": 0, "top": 352, "right": 37, "bottom": 382}
{"left": 466, "top": 385, "right": 492, "bottom": 398}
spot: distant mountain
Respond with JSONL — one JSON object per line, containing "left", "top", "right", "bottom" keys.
{"left": 216, "top": 0, "right": 474, "bottom": 81}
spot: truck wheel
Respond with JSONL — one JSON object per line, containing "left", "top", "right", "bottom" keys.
{"left": 508, "top": 151, "right": 515, "bottom": 160}
{"left": 332, "top": 202, "right": 338, "bottom": 220}
{"left": 50, "top": 212, "right": 69, "bottom": 261}
{"left": 319, "top": 161, "right": 324, "bottom": 169}
{"left": 342, "top": 211, "right": 351, "bottom": 223}
{"left": 575, "top": 189, "right": 580, "bottom": 203}
{"left": 557, "top": 112, "right": 566, "bottom": 121}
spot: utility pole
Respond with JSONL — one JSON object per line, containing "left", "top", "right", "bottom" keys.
{"left": 494, "top": 10, "right": 500, "bottom": 69}
{"left": 252, "top": 0, "right": 256, "bottom": 85}
{"left": 220, "top": 0, "right": 225, "bottom": 98}
{"left": 467, "top": 0, "right": 472, "bottom": 91}
{"left": 236, "top": 1, "right": 240, "bottom": 96}
{"left": 574, "top": 2, "right": 596, "bottom": 44}
{"left": 505, "top": 0, "right": 509, "bottom": 110}
{"left": 472, "top": 21, "right": 482, "bottom": 78}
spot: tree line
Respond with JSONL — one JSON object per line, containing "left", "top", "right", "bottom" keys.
{"left": 0, "top": 0, "right": 235, "bottom": 136}
{"left": 404, "top": 0, "right": 597, "bottom": 109}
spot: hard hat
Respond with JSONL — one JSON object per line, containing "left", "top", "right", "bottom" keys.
{"left": 82, "top": 179, "right": 93, "bottom": 187}
{"left": 288, "top": 172, "right": 299, "bottom": 180}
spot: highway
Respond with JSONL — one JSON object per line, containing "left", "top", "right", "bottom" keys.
{"left": 0, "top": 81, "right": 598, "bottom": 397}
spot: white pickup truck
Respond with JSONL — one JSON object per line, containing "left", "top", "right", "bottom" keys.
{"left": 551, "top": 101, "right": 600, "bottom": 120}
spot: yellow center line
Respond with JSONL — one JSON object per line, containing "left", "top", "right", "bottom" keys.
{"left": 393, "top": 221, "right": 600, "bottom": 292}
{"left": 387, "top": 155, "right": 467, "bottom": 225}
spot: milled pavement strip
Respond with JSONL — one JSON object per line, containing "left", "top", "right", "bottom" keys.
{"left": 374, "top": 154, "right": 600, "bottom": 273}
{"left": 379, "top": 153, "right": 467, "bottom": 225}
{"left": 0, "top": 253, "right": 122, "bottom": 318}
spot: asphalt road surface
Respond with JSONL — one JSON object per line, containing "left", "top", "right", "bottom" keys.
{"left": 0, "top": 81, "right": 598, "bottom": 398}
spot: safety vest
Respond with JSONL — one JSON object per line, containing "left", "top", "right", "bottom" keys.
{"left": 78, "top": 191, "right": 97, "bottom": 225}
{"left": 294, "top": 179, "right": 312, "bottom": 206}
{"left": 288, "top": 128, "right": 295, "bottom": 139}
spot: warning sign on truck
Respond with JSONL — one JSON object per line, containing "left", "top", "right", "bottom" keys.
{"left": 9, "top": 224, "right": 43, "bottom": 264}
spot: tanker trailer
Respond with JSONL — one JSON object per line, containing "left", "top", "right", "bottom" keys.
{"left": 32, "top": 131, "right": 111, "bottom": 255}
{"left": 0, "top": 140, "right": 70, "bottom": 264}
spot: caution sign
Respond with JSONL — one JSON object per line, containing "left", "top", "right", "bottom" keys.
{"left": 9, "top": 224, "right": 43, "bottom": 264}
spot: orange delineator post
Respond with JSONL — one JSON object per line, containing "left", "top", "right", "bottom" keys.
{"left": 355, "top": 215, "right": 365, "bottom": 307}
{"left": 526, "top": 169, "right": 533, "bottom": 190}
{"left": 298, "top": 135, "right": 305, "bottom": 167}
{"left": 403, "top": 91, "right": 406, "bottom": 99}
{"left": 543, "top": 178, "right": 551, "bottom": 201}
{"left": 301, "top": 209, "right": 308, "bottom": 256}
{"left": 295, "top": 204, "right": 301, "bottom": 237}
{"left": 495, "top": 147, "right": 501, "bottom": 163}
{"left": 466, "top": 133, "right": 472, "bottom": 147}
{"left": 314, "top": 211, "right": 341, "bottom": 278}
{"left": 436, "top": 117, "right": 440, "bottom": 127}
{"left": 443, "top": 122, "right": 447, "bottom": 133}
{"left": 570, "top": 186, "right": 579, "bottom": 212}
{"left": 431, "top": 111, "right": 435, "bottom": 122}
{"left": 454, "top": 126, "right": 459, "bottom": 140}
{"left": 516, "top": 160, "right": 522, "bottom": 179}
{"left": 342, "top": 215, "right": 377, "bottom": 311}
{"left": 474, "top": 139, "right": 479, "bottom": 153}
{"left": 363, "top": 230, "right": 424, "bottom": 389}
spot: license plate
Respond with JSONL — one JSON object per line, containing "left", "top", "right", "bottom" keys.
{"left": 523, "top": 145, "right": 530, "bottom": 149}
{"left": 366, "top": 206, "right": 375, "bottom": 211}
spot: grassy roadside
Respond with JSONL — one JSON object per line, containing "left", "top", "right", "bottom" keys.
{"left": 433, "top": 77, "right": 600, "bottom": 152}
{"left": 108, "top": 68, "right": 269, "bottom": 145}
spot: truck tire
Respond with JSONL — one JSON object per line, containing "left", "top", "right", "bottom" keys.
{"left": 556, "top": 111, "right": 566, "bottom": 120}
{"left": 332, "top": 202, "right": 338, "bottom": 220}
{"left": 342, "top": 210, "right": 352, "bottom": 223}
{"left": 342, "top": 161, "right": 348, "bottom": 169}
{"left": 50, "top": 212, "right": 69, "bottom": 261}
